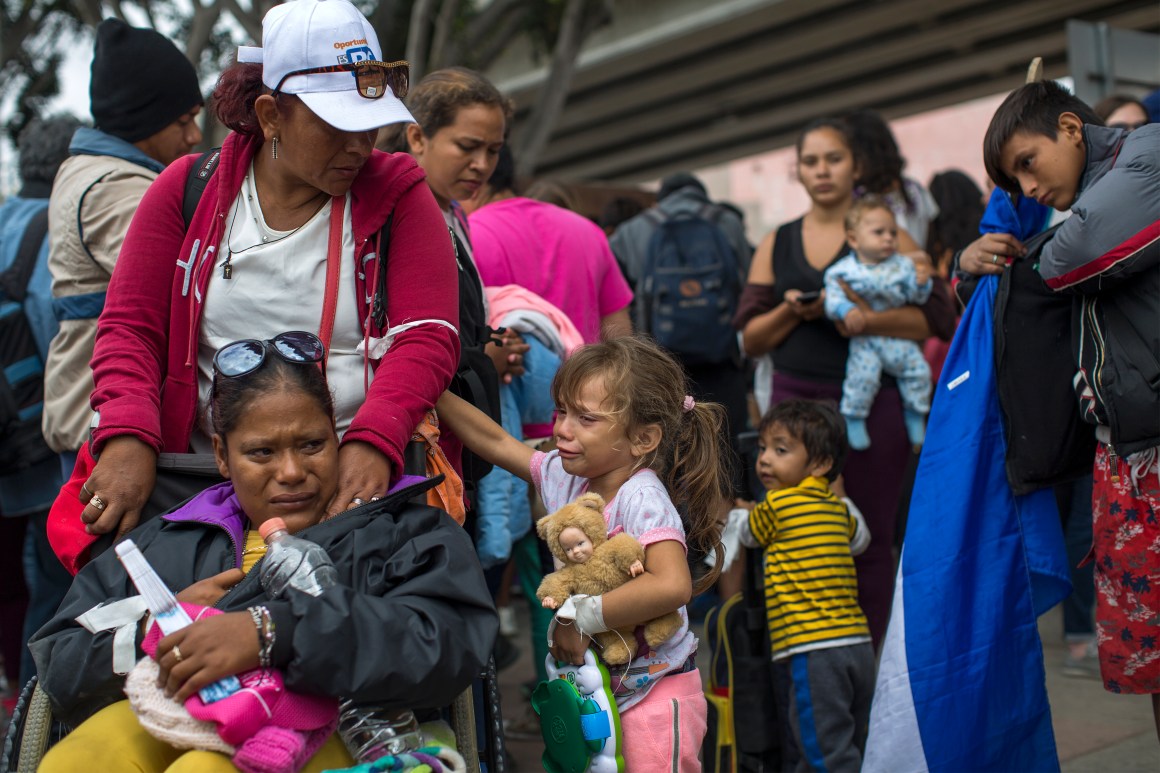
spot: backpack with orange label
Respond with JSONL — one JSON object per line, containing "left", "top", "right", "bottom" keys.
{"left": 637, "top": 204, "right": 742, "bottom": 365}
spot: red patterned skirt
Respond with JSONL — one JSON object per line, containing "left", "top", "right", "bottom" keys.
{"left": 1091, "top": 443, "right": 1160, "bottom": 694}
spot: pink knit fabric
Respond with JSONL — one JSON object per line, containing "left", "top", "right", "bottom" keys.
{"left": 141, "top": 603, "right": 338, "bottom": 771}
{"left": 232, "top": 722, "right": 337, "bottom": 773}
{"left": 485, "top": 285, "right": 585, "bottom": 355}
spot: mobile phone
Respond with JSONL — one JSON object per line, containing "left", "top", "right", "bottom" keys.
{"left": 795, "top": 290, "right": 821, "bottom": 303}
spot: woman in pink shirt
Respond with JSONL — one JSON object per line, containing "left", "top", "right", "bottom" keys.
{"left": 466, "top": 146, "right": 633, "bottom": 343}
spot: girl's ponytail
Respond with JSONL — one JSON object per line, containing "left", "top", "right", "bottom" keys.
{"left": 665, "top": 398, "right": 732, "bottom": 594}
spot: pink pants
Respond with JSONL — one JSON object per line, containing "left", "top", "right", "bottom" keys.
{"left": 619, "top": 669, "right": 707, "bottom": 772}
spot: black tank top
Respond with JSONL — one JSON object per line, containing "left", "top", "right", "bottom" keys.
{"left": 770, "top": 218, "right": 850, "bottom": 382}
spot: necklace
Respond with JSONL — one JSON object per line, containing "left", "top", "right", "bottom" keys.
{"left": 220, "top": 175, "right": 329, "bottom": 279}
{"left": 241, "top": 528, "right": 268, "bottom": 558}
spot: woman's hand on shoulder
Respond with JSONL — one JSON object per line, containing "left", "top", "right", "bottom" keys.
{"left": 155, "top": 611, "right": 259, "bottom": 702}
{"left": 326, "top": 440, "right": 392, "bottom": 519}
{"left": 958, "top": 233, "right": 1025, "bottom": 277}
{"left": 80, "top": 436, "right": 158, "bottom": 538}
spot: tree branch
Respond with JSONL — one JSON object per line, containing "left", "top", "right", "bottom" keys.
{"left": 470, "top": 6, "right": 524, "bottom": 72}
{"left": 68, "top": 0, "right": 104, "bottom": 29}
{"left": 428, "top": 0, "right": 460, "bottom": 69}
{"left": 367, "top": 0, "right": 403, "bottom": 57}
{"left": 139, "top": 0, "right": 159, "bottom": 30}
{"left": 220, "top": 0, "right": 263, "bottom": 44}
{"left": 406, "top": 0, "right": 436, "bottom": 80}
{"left": 463, "top": 0, "right": 522, "bottom": 51}
{"left": 185, "top": 2, "right": 223, "bottom": 67}
{"left": 514, "top": 0, "right": 604, "bottom": 177}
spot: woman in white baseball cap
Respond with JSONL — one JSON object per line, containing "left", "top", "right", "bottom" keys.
{"left": 75, "top": 0, "right": 461, "bottom": 539}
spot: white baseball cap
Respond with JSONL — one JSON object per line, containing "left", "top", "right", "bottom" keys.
{"left": 238, "top": 0, "right": 413, "bottom": 132}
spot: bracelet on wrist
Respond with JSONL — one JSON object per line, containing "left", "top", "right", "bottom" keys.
{"left": 248, "top": 605, "right": 275, "bottom": 668}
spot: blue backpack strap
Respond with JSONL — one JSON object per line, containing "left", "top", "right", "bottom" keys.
{"left": 0, "top": 206, "right": 49, "bottom": 303}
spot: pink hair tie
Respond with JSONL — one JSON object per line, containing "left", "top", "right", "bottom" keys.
{"left": 682, "top": 395, "right": 696, "bottom": 413}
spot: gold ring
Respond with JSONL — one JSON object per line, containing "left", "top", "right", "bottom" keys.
{"left": 172, "top": 645, "right": 183, "bottom": 663}
{"left": 991, "top": 253, "right": 1001, "bottom": 265}
{"left": 89, "top": 495, "right": 107, "bottom": 511}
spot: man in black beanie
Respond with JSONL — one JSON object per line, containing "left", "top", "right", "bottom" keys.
{"left": 42, "top": 18, "right": 203, "bottom": 473}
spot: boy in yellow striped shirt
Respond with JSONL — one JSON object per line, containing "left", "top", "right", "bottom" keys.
{"left": 738, "top": 399, "right": 874, "bottom": 772}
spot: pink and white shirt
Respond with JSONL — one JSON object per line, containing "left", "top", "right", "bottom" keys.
{"left": 531, "top": 449, "right": 697, "bottom": 712}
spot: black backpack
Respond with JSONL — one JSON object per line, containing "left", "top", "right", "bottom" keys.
{"left": 637, "top": 205, "right": 743, "bottom": 365}
{"left": 0, "top": 206, "right": 55, "bottom": 471}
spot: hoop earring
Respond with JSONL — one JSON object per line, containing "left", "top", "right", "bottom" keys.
{"left": 271, "top": 137, "right": 278, "bottom": 159}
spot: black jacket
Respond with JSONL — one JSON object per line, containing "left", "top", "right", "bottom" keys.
{"left": 30, "top": 478, "right": 497, "bottom": 727}
{"left": 955, "top": 226, "right": 1096, "bottom": 494}
{"left": 1035, "top": 124, "right": 1160, "bottom": 457}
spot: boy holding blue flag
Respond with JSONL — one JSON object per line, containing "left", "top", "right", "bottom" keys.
{"left": 983, "top": 79, "right": 1160, "bottom": 734}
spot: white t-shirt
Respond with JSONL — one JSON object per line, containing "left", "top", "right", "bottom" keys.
{"left": 531, "top": 449, "right": 697, "bottom": 713}
{"left": 191, "top": 168, "right": 367, "bottom": 451}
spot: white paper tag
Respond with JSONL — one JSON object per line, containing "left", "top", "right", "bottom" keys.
{"left": 946, "top": 370, "right": 970, "bottom": 391}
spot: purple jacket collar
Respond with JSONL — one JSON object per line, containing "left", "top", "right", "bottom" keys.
{"left": 157, "top": 476, "right": 429, "bottom": 568}
{"left": 162, "top": 481, "right": 247, "bottom": 567}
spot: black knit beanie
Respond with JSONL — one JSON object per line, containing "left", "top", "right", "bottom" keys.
{"left": 89, "top": 19, "right": 203, "bottom": 143}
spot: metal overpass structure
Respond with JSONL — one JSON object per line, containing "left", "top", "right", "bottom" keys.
{"left": 488, "top": 0, "right": 1159, "bottom": 183}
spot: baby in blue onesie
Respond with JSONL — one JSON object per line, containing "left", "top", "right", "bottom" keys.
{"left": 823, "top": 196, "right": 932, "bottom": 450}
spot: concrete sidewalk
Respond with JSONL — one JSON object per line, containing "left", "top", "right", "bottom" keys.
{"left": 1039, "top": 605, "right": 1156, "bottom": 771}
{"left": 498, "top": 596, "right": 1157, "bottom": 771}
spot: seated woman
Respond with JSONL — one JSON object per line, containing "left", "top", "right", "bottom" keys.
{"left": 30, "top": 333, "right": 496, "bottom": 772}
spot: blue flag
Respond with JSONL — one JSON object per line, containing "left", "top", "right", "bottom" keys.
{"left": 864, "top": 275, "right": 1071, "bottom": 772}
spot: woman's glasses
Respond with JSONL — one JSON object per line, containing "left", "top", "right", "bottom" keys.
{"left": 272, "top": 60, "right": 410, "bottom": 100}
{"left": 213, "top": 331, "right": 325, "bottom": 379}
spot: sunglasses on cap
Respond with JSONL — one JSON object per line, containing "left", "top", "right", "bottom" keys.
{"left": 213, "top": 331, "right": 325, "bottom": 379}
{"left": 272, "top": 60, "right": 410, "bottom": 101}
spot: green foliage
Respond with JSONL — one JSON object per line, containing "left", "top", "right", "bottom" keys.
{"left": 1, "top": 0, "right": 607, "bottom": 171}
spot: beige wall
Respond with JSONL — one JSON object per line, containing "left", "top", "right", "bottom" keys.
{"left": 696, "top": 91, "right": 1007, "bottom": 247}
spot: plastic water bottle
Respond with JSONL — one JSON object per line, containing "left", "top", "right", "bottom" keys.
{"left": 336, "top": 700, "right": 423, "bottom": 761}
{"left": 256, "top": 517, "right": 422, "bottom": 760}
{"left": 257, "top": 518, "right": 340, "bottom": 598}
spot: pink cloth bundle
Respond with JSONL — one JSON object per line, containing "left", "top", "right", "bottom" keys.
{"left": 139, "top": 603, "right": 339, "bottom": 773}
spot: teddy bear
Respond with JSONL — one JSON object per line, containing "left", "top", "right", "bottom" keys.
{"left": 536, "top": 492, "right": 683, "bottom": 665}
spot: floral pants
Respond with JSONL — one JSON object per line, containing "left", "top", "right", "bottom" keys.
{"left": 1092, "top": 444, "right": 1160, "bottom": 694}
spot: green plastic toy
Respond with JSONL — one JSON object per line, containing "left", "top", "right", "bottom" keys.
{"left": 531, "top": 649, "right": 625, "bottom": 773}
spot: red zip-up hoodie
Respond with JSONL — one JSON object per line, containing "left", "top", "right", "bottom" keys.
{"left": 89, "top": 131, "right": 460, "bottom": 473}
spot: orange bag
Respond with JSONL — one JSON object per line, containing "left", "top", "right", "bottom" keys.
{"left": 411, "top": 410, "right": 466, "bottom": 524}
